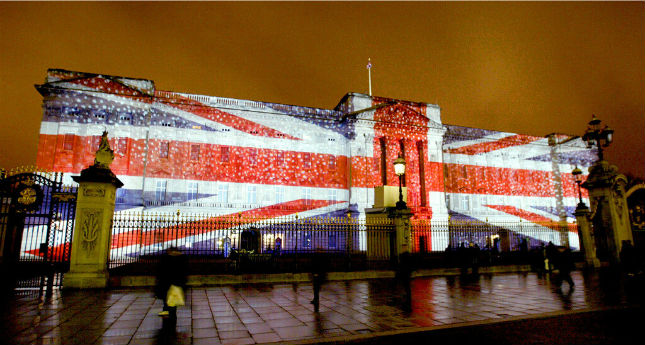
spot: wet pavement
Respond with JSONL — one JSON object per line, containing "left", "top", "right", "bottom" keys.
{"left": 1, "top": 270, "right": 642, "bottom": 345}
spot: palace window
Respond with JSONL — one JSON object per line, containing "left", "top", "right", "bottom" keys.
{"left": 155, "top": 180, "right": 167, "bottom": 202}
{"left": 247, "top": 185, "right": 257, "bottom": 204}
{"left": 276, "top": 151, "right": 285, "bottom": 166}
{"left": 302, "top": 188, "right": 312, "bottom": 206}
{"left": 328, "top": 189, "right": 337, "bottom": 202}
{"left": 190, "top": 144, "right": 200, "bottom": 161}
{"left": 63, "top": 134, "right": 74, "bottom": 151}
{"left": 461, "top": 195, "right": 470, "bottom": 210}
{"left": 328, "top": 155, "right": 336, "bottom": 171}
{"left": 275, "top": 186, "right": 285, "bottom": 204}
{"left": 217, "top": 183, "right": 228, "bottom": 203}
{"left": 159, "top": 141, "right": 169, "bottom": 159}
{"left": 249, "top": 148, "right": 257, "bottom": 165}
{"left": 187, "top": 182, "right": 198, "bottom": 201}
{"left": 221, "top": 146, "right": 229, "bottom": 163}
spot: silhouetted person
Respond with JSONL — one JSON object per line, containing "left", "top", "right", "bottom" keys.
{"left": 556, "top": 247, "right": 575, "bottom": 291}
{"left": 620, "top": 240, "right": 639, "bottom": 276}
{"left": 155, "top": 247, "right": 188, "bottom": 325}
{"left": 397, "top": 252, "right": 413, "bottom": 311}
{"left": 520, "top": 238, "right": 529, "bottom": 263}
{"left": 458, "top": 242, "right": 468, "bottom": 275}
{"left": 545, "top": 241, "right": 557, "bottom": 273}
{"left": 445, "top": 244, "right": 454, "bottom": 267}
{"left": 532, "top": 244, "right": 547, "bottom": 278}
{"left": 310, "top": 249, "right": 326, "bottom": 311}
{"left": 469, "top": 242, "right": 481, "bottom": 275}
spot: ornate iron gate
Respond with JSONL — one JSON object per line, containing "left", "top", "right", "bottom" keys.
{"left": 0, "top": 167, "right": 77, "bottom": 291}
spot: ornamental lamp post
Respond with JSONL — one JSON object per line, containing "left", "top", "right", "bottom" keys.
{"left": 581, "top": 114, "right": 613, "bottom": 162}
{"left": 393, "top": 155, "right": 407, "bottom": 209}
{"left": 572, "top": 166, "right": 585, "bottom": 207}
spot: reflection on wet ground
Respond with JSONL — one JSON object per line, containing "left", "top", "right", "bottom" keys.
{"left": 1, "top": 270, "right": 641, "bottom": 345}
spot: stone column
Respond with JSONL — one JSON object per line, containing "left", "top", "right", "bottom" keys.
{"left": 64, "top": 131, "right": 123, "bottom": 289}
{"left": 574, "top": 203, "right": 600, "bottom": 268}
{"left": 582, "top": 161, "right": 633, "bottom": 264}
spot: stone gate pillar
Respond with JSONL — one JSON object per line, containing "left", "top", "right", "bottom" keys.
{"left": 582, "top": 161, "right": 633, "bottom": 265}
{"left": 574, "top": 203, "right": 600, "bottom": 268}
{"left": 64, "top": 132, "right": 123, "bottom": 289}
{"left": 392, "top": 207, "right": 413, "bottom": 263}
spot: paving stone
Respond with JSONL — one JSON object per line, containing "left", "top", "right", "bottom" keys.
{"left": 1, "top": 272, "right": 639, "bottom": 345}
{"left": 251, "top": 332, "right": 281, "bottom": 343}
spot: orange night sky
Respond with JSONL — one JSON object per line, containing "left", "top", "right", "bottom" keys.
{"left": 1, "top": 2, "right": 643, "bottom": 178}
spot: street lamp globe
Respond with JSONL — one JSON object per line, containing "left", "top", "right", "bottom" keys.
{"left": 393, "top": 155, "right": 407, "bottom": 209}
{"left": 394, "top": 156, "right": 406, "bottom": 176}
{"left": 581, "top": 114, "right": 613, "bottom": 162}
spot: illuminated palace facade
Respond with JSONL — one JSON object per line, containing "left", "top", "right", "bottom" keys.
{"left": 35, "top": 69, "right": 595, "bottom": 247}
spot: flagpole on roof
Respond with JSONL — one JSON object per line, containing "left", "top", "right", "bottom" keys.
{"left": 367, "top": 58, "right": 372, "bottom": 96}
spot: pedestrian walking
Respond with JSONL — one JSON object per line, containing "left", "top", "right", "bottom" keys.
{"left": 620, "top": 240, "right": 639, "bottom": 276}
{"left": 398, "top": 252, "right": 413, "bottom": 311}
{"left": 545, "top": 241, "right": 557, "bottom": 273}
{"left": 155, "top": 247, "right": 189, "bottom": 325}
{"left": 310, "top": 249, "right": 327, "bottom": 312}
{"left": 469, "top": 242, "right": 481, "bottom": 276}
{"left": 532, "top": 244, "right": 547, "bottom": 278}
{"left": 556, "top": 246, "right": 575, "bottom": 291}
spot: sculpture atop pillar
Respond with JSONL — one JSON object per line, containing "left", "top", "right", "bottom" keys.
{"left": 93, "top": 131, "right": 114, "bottom": 169}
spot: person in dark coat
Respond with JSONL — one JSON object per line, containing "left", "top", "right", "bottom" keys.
{"left": 310, "top": 249, "right": 327, "bottom": 312}
{"left": 620, "top": 240, "right": 638, "bottom": 276}
{"left": 469, "top": 242, "right": 481, "bottom": 276}
{"left": 545, "top": 241, "right": 557, "bottom": 273}
{"left": 155, "top": 247, "right": 189, "bottom": 322}
{"left": 397, "top": 252, "right": 413, "bottom": 311}
{"left": 556, "top": 246, "right": 575, "bottom": 291}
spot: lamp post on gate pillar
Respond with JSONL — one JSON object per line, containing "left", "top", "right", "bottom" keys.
{"left": 578, "top": 114, "right": 630, "bottom": 266}
{"left": 572, "top": 167, "right": 585, "bottom": 207}
{"left": 572, "top": 166, "right": 599, "bottom": 268}
{"left": 391, "top": 155, "right": 412, "bottom": 266}
{"left": 394, "top": 155, "right": 407, "bottom": 210}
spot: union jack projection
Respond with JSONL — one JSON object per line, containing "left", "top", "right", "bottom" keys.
{"left": 32, "top": 69, "right": 595, "bottom": 260}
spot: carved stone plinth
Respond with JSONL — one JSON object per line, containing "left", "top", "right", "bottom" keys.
{"left": 582, "top": 160, "right": 633, "bottom": 264}
{"left": 574, "top": 203, "right": 600, "bottom": 268}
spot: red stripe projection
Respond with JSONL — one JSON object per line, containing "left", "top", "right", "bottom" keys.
{"left": 446, "top": 135, "right": 541, "bottom": 155}
{"left": 37, "top": 132, "right": 585, "bottom": 200}
{"left": 156, "top": 92, "right": 300, "bottom": 140}
{"left": 443, "top": 163, "right": 583, "bottom": 198}
{"left": 25, "top": 199, "right": 344, "bottom": 257}
{"left": 37, "top": 134, "right": 348, "bottom": 189}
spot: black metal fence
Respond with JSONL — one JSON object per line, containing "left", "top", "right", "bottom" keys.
{"left": 1, "top": 167, "right": 77, "bottom": 292}
{"left": 108, "top": 211, "right": 577, "bottom": 274}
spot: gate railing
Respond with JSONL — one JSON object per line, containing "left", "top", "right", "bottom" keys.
{"left": 109, "top": 212, "right": 395, "bottom": 269}
{"left": 410, "top": 219, "right": 578, "bottom": 253}
{"left": 1, "top": 166, "right": 78, "bottom": 290}
{"left": 108, "top": 211, "right": 577, "bottom": 272}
